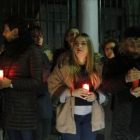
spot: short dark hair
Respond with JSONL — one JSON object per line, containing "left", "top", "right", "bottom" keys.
{"left": 4, "top": 16, "right": 27, "bottom": 36}
{"left": 63, "top": 27, "right": 79, "bottom": 50}
{"left": 28, "top": 25, "right": 43, "bottom": 35}
{"left": 102, "top": 38, "right": 118, "bottom": 57}
{"left": 103, "top": 38, "right": 118, "bottom": 50}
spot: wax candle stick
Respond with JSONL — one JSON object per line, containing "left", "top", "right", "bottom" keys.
{"left": 0, "top": 70, "right": 3, "bottom": 80}
{"left": 82, "top": 84, "right": 89, "bottom": 97}
{"left": 132, "top": 80, "right": 139, "bottom": 89}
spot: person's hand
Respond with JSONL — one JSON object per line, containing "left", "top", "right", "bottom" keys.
{"left": 71, "top": 88, "right": 89, "bottom": 100}
{"left": 125, "top": 67, "right": 140, "bottom": 83}
{"left": 85, "top": 92, "right": 97, "bottom": 102}
{"left": 130, "top": 87, "right": 140, "bottom": 98}
{"left": 0, "top": 77, "right": 11, "bottom": 89}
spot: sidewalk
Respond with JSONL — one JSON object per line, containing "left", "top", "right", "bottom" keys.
{"left": 2, "top": 129, "right": 105, "bottom": 140}
{"left": 47, "top": 134, "right": 61, "bottom": 140}
{"left": 3, "top": 131, "right": 61, "bottom": 140}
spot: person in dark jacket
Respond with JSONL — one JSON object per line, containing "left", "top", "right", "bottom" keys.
{"left": 103, "top": 38, "right": 118, "bottom": 59}
{"left": 28, "top": 25, "right": 52, "bottom": 140}
{"left": 102, "top": 38, "right": 118, "bottom": 140}
{"left": 51, "top": 27, "right": 79, "bottom": 72}
{"left": 0, "top": 16, "right": 43, "bottom": 140}
{"left": 102, "top": 26, "right": 140, "bottom": 140}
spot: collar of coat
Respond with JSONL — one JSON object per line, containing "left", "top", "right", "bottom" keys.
{"left": 4, "top": 32, "right": 34, "bottom": 58}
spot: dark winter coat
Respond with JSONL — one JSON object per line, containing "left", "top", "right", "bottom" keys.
{"left": 102, "top": 54, "right": 140, "bottom": 140}
{"left": 36, "top": 52, "right": 52, "bottom": 119}
{"left": 36, "top": 82, "right": 52, "bottom": 119}
{"left": 0, "top": 33, "right": 43, "bottom": 130}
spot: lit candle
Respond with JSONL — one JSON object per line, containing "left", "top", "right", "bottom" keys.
{"left": 0, "top": 70, "right": 3, "bottom": 80}
{"left": 82, "top": 84, "right": 89, "bottom": 97}
{"left": 83, "top": 84, "right": 89, "bottom": 91}
{"left": 132, "top": 80, "right": 139, "bottom": 89}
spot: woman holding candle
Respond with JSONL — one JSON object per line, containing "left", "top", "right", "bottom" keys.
{"left": 102, "top": 26, "right": 140, "bottom": 140}
{"left": 48, "top": 33, "right": 105, "bottom": 140}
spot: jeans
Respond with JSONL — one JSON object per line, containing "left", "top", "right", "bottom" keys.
{"left": 61, "top": 113, "right": 97, "bottom": 140}
{"left": 35, "top": 118, "right": 51, "bottom": 140}
{"left": 7, "top": 129, "right": 34, "bottom": 140}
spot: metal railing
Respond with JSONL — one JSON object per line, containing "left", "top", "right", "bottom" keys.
{"left": 98, "top": 0, "right": 140, "bottom": 50}
{"left": 98, "top": 0, "right": 123, "bottom": 50}
{"left": 0, "top": 0, "right": 77, "bottom": 52}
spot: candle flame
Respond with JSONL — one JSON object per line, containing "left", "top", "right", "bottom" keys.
{"left": 83, "top": 84, "right": 89, "bottom": 91}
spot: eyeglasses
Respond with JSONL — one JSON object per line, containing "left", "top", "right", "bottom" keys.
{"left": 105, "top": 48, "right": 114, "bottom": 52}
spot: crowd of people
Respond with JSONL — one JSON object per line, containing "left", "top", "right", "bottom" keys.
{"left": 0, "top": 15, "right": 140, "bottom": 140}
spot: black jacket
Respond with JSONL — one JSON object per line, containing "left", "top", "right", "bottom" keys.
{"left": 102, "top": 54, "right": 140, "bottom": 140}
{"left": 0, "top": 33, "right": 43, "bottom": 130}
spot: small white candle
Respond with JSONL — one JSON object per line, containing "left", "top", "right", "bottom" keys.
{"left": 0, "top": 70, "right": 3, "bottom": 80}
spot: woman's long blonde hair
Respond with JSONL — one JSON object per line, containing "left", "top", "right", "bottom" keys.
{"left": 68, "top": 33, "right": 100, "bottom": 90}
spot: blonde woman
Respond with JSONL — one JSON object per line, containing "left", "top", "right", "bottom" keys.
{"left": 102, "top": 26, "right": 140, "bottom": 140}
{"left": 48, "top": 33, "right": 104, "bottom": 140}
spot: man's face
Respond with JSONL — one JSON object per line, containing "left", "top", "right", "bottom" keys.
{"left": 3, "top": 24, "right": 17, "bottom": 42}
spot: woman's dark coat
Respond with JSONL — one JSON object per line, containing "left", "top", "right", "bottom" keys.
{"left": 102, "top": 54, "right": 140, "bottom": 140}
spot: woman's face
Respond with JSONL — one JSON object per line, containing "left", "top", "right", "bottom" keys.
{"left": 105, "top": 42, "right": 115, "bottom": 59}
{"left": 31, "top": 29, "right": 43, "bottom": 47}
{"left": 73, "top": 36, "right": 88, "bottom": 64}
{"left": 66, "top": 28, "right": 79, "bottom": 48}
{"left": 124, "top": 38, "right": 140, "bottom": 59}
